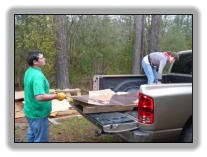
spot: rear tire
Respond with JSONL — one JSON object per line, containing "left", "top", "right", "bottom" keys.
{"left": 180, "top": 123, "right": 192, "bottom": 142}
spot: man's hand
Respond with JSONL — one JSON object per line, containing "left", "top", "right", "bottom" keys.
{"left": 158, "top": 81, "right": 162, "bottom": 84}
{"left": 56, "top": 92, "right": 66, "bottom": 101}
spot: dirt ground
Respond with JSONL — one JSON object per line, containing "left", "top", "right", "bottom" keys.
{"left": 15, "top": 116, "right": 126, "bottom": 143}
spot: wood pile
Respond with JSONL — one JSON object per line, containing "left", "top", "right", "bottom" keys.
{"left": 15, "top": 89, "right": 81, "bottom": 123}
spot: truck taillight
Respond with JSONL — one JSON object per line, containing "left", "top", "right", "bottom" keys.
{"left": 138, "top": 94, "right": 154, "bottom": 124}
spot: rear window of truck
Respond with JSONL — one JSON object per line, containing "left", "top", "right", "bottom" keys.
{"left": 170, "top": 53, "right": 192, "bottom": 74}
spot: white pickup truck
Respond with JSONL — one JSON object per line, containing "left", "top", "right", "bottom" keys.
{"left": 71, "top": 50, "right": 192, "bottom": 142}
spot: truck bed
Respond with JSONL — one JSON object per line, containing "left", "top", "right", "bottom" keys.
{"left": 93, "top": 74, "right": 192, "bottom": 92}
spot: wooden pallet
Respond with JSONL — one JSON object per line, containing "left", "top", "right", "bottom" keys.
{"left": 14, "top": 88, "right": 82, "bottom": 122}
{"left": 15, "top": 91, "right": 24, "bottom": 101}
{"left": 49, "top": 88, "right": 81, "bottom": 117}
{"left": 49, "top": 109, "right": 78, "bottom": 117}
{"left": 55, "top": 88, "right": 81, "bottom": 97}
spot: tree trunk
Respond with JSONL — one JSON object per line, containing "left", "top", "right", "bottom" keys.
{"left": 132, "top": 15, "right": 144, "bottom": 74}
{"left": 54, "top": 15, "right": 69, "bottom": 89}
{"left": 149, "top": 15, "right": 161, "bottom": 52}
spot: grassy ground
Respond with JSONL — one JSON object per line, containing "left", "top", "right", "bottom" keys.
{"left": 15, "top": 116, "right": 126, "bottom": 143}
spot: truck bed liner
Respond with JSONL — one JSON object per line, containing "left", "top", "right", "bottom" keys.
{"left": 71, "top": 102, "right": 139, "bottom": 132}
{"left": 89, "top": 112, "right": 134, "bottom": 125}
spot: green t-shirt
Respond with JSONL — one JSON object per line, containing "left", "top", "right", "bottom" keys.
{"left": 23, "top": 67, "right": 51, "bottom": 119}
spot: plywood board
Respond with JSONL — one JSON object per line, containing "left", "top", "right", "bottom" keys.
{"left": 15, "top": 111, "right": 25, "bottom": 118}
{"left": 72, "top": 89, "right": 139, "bottom": 106}
{"left": 72, "top": 89, "right": 139, "bottom": 113}
{"left": 82, "top": 105, "right": 135, "bottom": 114}
{"left": 51, "top": 99, "right": 71, "bottom": 112}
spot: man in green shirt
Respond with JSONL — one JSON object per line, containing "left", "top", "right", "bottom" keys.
{"left": 24, "top": 50, "right": 66, "bottom": 142}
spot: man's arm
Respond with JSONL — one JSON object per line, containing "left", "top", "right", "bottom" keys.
{"left": 35, "top": 94, "right": 57, "bottom": 101}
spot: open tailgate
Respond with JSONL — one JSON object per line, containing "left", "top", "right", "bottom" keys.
{"left": 70, "top": 90, "right": 140, "bottom": 133}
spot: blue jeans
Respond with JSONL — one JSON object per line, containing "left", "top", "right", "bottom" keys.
{"left": 142, "top": 59, "right": 158, "bottom": 84}
{"left": 26, "top": 116, "right": 49, "bottom": 142}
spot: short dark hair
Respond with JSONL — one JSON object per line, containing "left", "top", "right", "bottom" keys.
{"left": 26, "top": 50, "right": 42, "bottom": 66}
{"left": 166, "top": 51, "right": 179, "bottom": 61}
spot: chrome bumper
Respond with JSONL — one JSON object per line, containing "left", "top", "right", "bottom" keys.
{"left": 116, "top": 128, "right": 183, "bottom": 142}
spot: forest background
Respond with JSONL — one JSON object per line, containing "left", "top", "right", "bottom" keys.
{"left": 14, "top": 15, "right": 192, "bottom": 93}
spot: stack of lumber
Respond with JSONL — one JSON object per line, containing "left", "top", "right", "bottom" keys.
{"left": 72, "top": 89, "right": 139, "bottom": 114}
{"left": 49, "top": 88, "right": 81, "bottom": 117}
{"left": 15, "top": 91, "right": 24, "bottom": 101}
{"left": 15, "top": 91, "right": 26, "bottom": 122}
{"left": 14, "top": 89, "right": 81, "bottom": 123}
{"left": 49, "top": 99, "right": 79, "bottom": 118}
{"left": 54, "top": 88, "right": 81, "bottom": 97}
